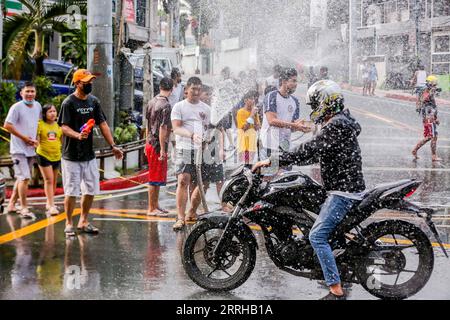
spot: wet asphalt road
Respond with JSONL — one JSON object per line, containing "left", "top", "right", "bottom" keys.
{"left": 0, "top": 87, "right": 449, "bottom": 300}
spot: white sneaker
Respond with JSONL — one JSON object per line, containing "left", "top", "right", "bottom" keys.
{"left": 47, "top": 206, "right": 60, "bottom": 216}
{"left": 20, "top": 208, "right": 36, "bottom": 220}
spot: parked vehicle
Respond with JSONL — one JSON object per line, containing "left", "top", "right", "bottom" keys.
{"left": 133, "top": 46, "right": 183, "bottom": 95}
{"left": 183, "top": 165, "right": 448, "bottom": 299}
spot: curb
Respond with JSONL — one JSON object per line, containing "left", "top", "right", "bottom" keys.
{"left": 6, "top": 169, "right": 153, "bottom": 199}
{"left": 341, "top": 83, "right": 450, "bottom": 107}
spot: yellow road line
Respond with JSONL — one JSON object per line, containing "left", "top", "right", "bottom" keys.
{"left": 1, "top": 210, "right": 448, "bottom": 251}
{"left": 380, "top": 237, "right": 450, "bottom": 249}
{"left": 90, "top": 207, "right": 177, "bottom": 215}
{"left": 89, "top": 209, "right": 176, "bottom": 222}
{"left": 0, "top": 209, "right": 81, "bottom": 245}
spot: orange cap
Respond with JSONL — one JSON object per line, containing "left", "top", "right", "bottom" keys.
{"left": 73, "top": 69, "right": 96, "bottom": 83}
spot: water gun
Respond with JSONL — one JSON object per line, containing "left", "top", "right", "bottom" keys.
{"left": 80, "top": 119, "right": 95, "bottom": 134}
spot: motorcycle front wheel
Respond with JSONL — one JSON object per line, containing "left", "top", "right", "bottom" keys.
{"left": 182, "top": 219, "right": 257, "bottom": 292}
{"left": 355, "top": 220, "right": 434, "bottom": 300}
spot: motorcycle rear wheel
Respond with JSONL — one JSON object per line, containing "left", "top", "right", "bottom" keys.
{"left": 182, "top": 220, "right": 257, "bottom": 292}
{"left": 355, "top": 220, "right": 434, "bottom": 300}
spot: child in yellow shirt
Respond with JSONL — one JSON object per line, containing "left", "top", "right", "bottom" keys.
{"left": 36, "top": 104, "right": 63, "bottom": 216}
{"left": 236, "top": 90, "right": 260, "bottom": 166}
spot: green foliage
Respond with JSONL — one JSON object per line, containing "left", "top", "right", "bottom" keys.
{"left": 113, "top": 111, "right": 140, "bottom": 144}
{"left": 33, "top": 76, "right": 54, "bottom": 106}
{"left": 2, "top": 0, "right": 87, "bottom": 79}
{"left": 0, "top": 82, "right": 17, "bottom": 156}
{"left": 0, "top": 82, "right": 18, "bottom": 123}
{"left": 60, "top": 19, "right": 87, "bottom": 69}
{"left": 50, "top": 94, "right": 68, "bottom": 112}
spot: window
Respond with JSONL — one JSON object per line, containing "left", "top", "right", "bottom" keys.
{"left": 362, "top": 0, "right": 411, "bottom": 26}
{"left": 398, "top": 0, "right": 409, "bottom": 21}
{"left": 135, "top": 0, "right": 147, "bottom": 27}
{"left": 432, "top": 63, "right": 450, "bottom": 74}
{"left": 385, "top": 1, "right": 399, "bottom": 23}
{"left": 435, "top": 35, "right": 450, "bottom": 53}
{"left": 433, "top": 0, "right": 450, "bottom": 17}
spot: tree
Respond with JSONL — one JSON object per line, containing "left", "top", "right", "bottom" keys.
{"left": 60, "top": 18, "right": 87, "bottom": 68}
{"left": 179, "top": 13, "right": 189, "bottom": 46}
{"left": 186, "top": 0, "right": 218, "bottom": 45}
{"left": 2, "top": 0, "right": 87, "bottom": 79}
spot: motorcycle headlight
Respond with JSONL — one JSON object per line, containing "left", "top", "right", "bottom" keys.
{"left": 220, "top": 175, "right": 250, "bottom": 206}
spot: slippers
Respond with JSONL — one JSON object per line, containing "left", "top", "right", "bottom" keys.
{"left": 64, "top": 226, "right": 76, "bottom": 237}
{"left": 185, "top": 215, "right": 198, "bottom": 223}
{"left": 77, "top": 223, "right": 99, "bottom": 234}
{"left": 172, "top": 219, "right": 185, "bottom": 231}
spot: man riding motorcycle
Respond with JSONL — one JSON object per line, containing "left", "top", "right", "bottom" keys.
{"left": 252, "top": 80, "right": 365, "bottom": 300}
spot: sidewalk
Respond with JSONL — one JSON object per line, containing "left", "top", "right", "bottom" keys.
{"left": 341, "top": 83, "right": 450, "bottom": 107}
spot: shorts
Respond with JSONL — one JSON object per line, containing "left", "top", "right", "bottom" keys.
{"left": 175, "top": 149, "right": 209, "bottom": 184}
{"left": 11, "top": 154, "right": 35, "bottom": 181}
{"left": 61, "top": 158, "right": 100, "bottom": 197}
{"left": 36, "top": 154, "right": 61, "bottom": 170}
{"left": 204, "top": 163, "right": 224, "bottom": 183}
{"left": 146, "top": 144, "right": 168, "bottom": 186}
{"left": 424, "top": 122, "right": 438, "bottom": 138}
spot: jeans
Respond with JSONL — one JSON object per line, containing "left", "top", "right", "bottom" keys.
{"left": 309, "top": 194, "right": 357, "bottom": 286}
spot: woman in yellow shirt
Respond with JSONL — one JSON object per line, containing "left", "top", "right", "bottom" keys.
{"left": 236, "top": 90, "right": 260, "bottom": 166}
{"left": 36, "top": 104, "right": 63, "bottom": 216}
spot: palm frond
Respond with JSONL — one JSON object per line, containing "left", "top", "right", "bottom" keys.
{"left": 3, "top": 14, "right": 34, "bottom": 57}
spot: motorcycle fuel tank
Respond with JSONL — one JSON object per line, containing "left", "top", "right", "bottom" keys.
{"left": 261, "top": 171, "right": 327, "bottom": 213}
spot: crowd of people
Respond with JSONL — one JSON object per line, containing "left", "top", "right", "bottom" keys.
{"left": 144, "top": 65, "right": 315, "bottom": 231}
{"left": 2, "top": 61, "right": 444, "bottom": 300}
{"left": 4, "top": 69, "right": 123, "bottom": 236}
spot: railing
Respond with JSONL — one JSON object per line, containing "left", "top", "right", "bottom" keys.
{"left": 0, "top": 139, "right": 147, "bottom": 185}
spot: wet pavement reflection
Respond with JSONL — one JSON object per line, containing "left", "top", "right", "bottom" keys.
{"left": 0, "top": 90, "right": 450, "bottom": 299}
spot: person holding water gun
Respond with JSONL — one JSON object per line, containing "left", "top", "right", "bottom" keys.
{"left": 57, "top": 69, "right": 123, "bottom": 237}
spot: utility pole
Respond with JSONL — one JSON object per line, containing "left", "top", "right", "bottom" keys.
{"left": 348, "top": 0, "right": 358, "bottom": 85}
{"left": 150, "top": 0, "right": 159, "bottom": 43}
{"left": 414, "top": 0, "right": 420, "bottom": 62}
{"left": 172, "top": 0, "right": 180, "bottom": 47}
{"left": 142, "top": 42, "right": 153, "bottom": 122}
{"left": 0, "top": 0, "right": 4, "bottom": 80}
{"left": 113, "top": 0, "right": 124, "bottom": 126}
{"left": 88, "top": 0, "right": 114, "bottom": 147}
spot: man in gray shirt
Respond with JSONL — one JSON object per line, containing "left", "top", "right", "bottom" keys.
{"left": 4, "top": 82, "right": 42, "bottom": 219}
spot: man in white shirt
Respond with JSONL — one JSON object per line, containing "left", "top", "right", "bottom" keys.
{"left": 260, "top": 68, "right": 311, "bottom": 168}
{"left": 171, "top": 77, "right": 211, "bottom": 231}
{"left": 4, "top": 82, "right": 42, "bottom": 219}
{"left": 168, "top": 68, "right": 184, "bottom": 107}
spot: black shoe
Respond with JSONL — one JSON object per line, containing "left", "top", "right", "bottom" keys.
{"left": 320, "top": 291, "right": 347, "bottom": 300}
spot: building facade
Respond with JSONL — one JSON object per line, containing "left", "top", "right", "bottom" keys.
{"left": 355, "top": 0, "right": 450, "bottom": 88}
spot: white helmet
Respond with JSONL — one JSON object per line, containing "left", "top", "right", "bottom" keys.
{"left": 306, "top": 80, "right": 344, "bottom": 124}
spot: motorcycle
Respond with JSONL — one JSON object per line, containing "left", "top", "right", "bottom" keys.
{"left": 182, "top": 165, "right": 448, "bottom": 299}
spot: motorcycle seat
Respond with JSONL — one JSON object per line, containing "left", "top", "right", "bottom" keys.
{"left": 357, "top": 179, "right": 412, "bottom": 211}
{"left": 367, "top": 179, "right": 412, "bottom": 194}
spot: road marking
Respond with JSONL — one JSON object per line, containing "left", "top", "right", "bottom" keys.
{"left": 379, "top": 237, "right": 450, "bottom": 249}
{"left": 350, "top": 107, "right": 420, "bottom": 133}
{"left": 93, "top": 218, "right": 158, "bottom": 222}
{"left": 360, "top": 142, "right": 450, "bottom": 149}
{"left": 0, "top": 209, "right": 81, "bottom": 245}
{"left": 1, "top": 209, "right": 448, "bottom": 250}
{"left": 364, "top": 166, "right": 450, "bottom": 172}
